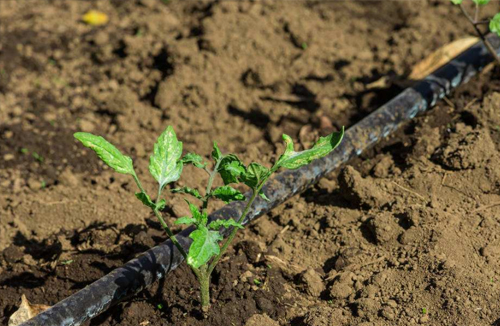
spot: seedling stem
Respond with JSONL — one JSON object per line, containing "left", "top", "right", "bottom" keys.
{"left": 452, "top": 0, "right": 500, "bottom": 66}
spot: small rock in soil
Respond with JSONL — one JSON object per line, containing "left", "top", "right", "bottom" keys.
{"left": 399, "top": 227, "right": 423, "bottom": 245}
{"left": 303, "top": 306, "right": 349, "bottom": 326}
{"left": 2, "top": 245, "right": 24, "bottom": 264}
{"left": 329, "top": 272, "right": 354, "bottom": 300}
{"left": 58, "top": 168, "right": 79, "bottom": 187}
{"left": 133, "top": 231, "right": 155, "bottom": 248}
{"left": 170, "top": 196, "right": 191, "bottom": 218}
{"left": 354, "top": 297, "right": 381, "bottom": 318}
{"left": 480, "top": 241, "right": 500, "bottom": 258}
{"left": 381, "top": 305, "right": 397, "bottom": 321}
{"left": 299, "top": 268, "right": 325, "bottom": 297}
{"left": 236, "top": 240, "right": 265, "bottom": 263}
{"left": 372, "top": 155, "right": 395, "bottom": 178}
{"left": 338, "top": 166, "right": 388, "bottom": 208}
{"left": 255, "top": 295, "right": 274, "bottom": 314}
{"left": 433, "top": 125, "right": 496, "bottom": 170}
{"left": 244, "top": 314, "right": 279, "bottom": 326}
{"left": 253, "top": 217, "right": 279, "bottom": 239}
{"left": 365, "top": 212, "right": 402, "bottom": 244}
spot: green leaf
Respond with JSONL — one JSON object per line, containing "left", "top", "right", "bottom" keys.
{"left": 187, "top": 226, "right": 223, "bottom": 268}
{"left": 172, "top": 187, "right": 202, "bottom": 199}
{"left": 181, "top": 153, "right": 206, "bottom": 168}
{"left": 218, "top": 155, "right": 246, "bottom": 185}
{"left": 490, "top": 13, "right": 500, "bottom": 36}
{"left": 259, "top": 190, "right": 270, "bottom": 202}
{"left": 275, "top": 127, "right": 344, "bottom": 170}
{"left": 212, "top": 186, "right": 245, "bottom": 203}
{"left": 74, "top": 132, "right": 134, "bottom": 175}
{"left": 149, "top": 126, "right": 183, "bottom": 190}
{"left": 135, "top": 192, "right": 155, "bottom": 209}
{"left": 212, "top": 142, "right": 222, "bottom": 161}
{"left": 240, "top": 163, "right": 270, "bottom": 189}
{"left": 175, "top": 216, "right": 197, "bottom": 226}
{"left": 156, "top": 199, "right": 166, "bottom": 211}
{"left": 473, "top": 0, "right": 489, "bottom": 5}
{"left": 450, "top": 0, "right": 463, "bottom": 4}
{"left": 208, "top": 218, "right": 244, "bottom": 231}
{"left": 185, "top": 200, "right": 207, "bottom": 225}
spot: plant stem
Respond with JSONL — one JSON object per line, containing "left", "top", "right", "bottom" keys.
{"left": 207, "top": 188, "right": 259, "bottom": 275}
{"left": 459, "top": 4, "right": 500, "bottom": 67}
{"left": 199, "top": 269, "right": 211, "bottom": 312}
{"left": 194, "top": 188, "right": 260, "bottom": 312}
{"left": 474, "top": 2, "right": 479, "bottom": 23}
{"left": 152, "top": 209, "right": 188, "bottom": 259}
{"left": 202, "top": 158, "right": 222, "bottom": 212}
{"left": 132, "top": 172, "right": 188, "bottom": 259}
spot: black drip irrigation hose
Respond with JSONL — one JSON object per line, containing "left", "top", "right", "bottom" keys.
{"left": 21, "top": 35, "right": 500, "bottom": 326}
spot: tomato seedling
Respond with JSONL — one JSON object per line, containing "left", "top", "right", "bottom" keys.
{"left": 74, "top": 125, "right": 343, "bottom": 312}
{"left": 451, "top": 0, "right": 500, "bottom": 66}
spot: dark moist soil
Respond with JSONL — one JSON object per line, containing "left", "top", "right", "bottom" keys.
{"left": 2, "top": 1, "right": 500, "bottom": 326}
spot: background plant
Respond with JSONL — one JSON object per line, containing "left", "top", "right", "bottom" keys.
{"left": 451, "top": 0, "right": 500, "bottom": 66}
{"left": 74, "top": 125, "right": 344, "bottom": 312}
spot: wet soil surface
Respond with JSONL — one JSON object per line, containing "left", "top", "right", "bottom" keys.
{"left": 1, "top": 1, "right": 500, "bottom": 325}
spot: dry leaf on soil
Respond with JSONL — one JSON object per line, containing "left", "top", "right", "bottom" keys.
{"left": 409, "top": 37, "right": 479, "bottom": 80}
{"left": 8, "top": 295, "right": 51, "bottom": 326}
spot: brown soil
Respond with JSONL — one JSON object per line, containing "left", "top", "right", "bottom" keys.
{"left": 1, "top": 1, "right": 500, "bottom": 325}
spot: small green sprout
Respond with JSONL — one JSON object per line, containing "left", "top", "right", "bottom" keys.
{"left": 301, "top": 42, "right": 308, "bottom": 50}
{"left": 61, "top": 259, "right": 74, "bottom": 265}
{"left": 422, "top": 307, "right": 428, "bottom": 314}
{"left": 157, "top": 304, "right": 163, "bottom": 310}
{"left": 253, "top": 278, "right": 262, "bottom": 286}
{"left": 32, "top": 152, "right": 44, "bottom": 163}
{"left": 40, "top": 180, "right": 47, "bottom": 189}
{"left": 450, "top": 0, "right": 500, "bottom": 66}
{"left": 74, "top": 125, "right": 344, "bottom": 313}
{"left": 327, "top": 300, "right": 333, "bottom": 304}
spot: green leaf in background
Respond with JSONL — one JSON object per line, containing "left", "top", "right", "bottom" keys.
{"left": 172, "top": 187, "right": 202, "bottom": 199}
{"left": 212, "top": 142, "right": 222, "bottom": 161}
{"left": 149, "top": 126, "right": 183, "bottom": 190}
{"left": 187, "top": 226, "right": 223, "bottom": 268}
{"left": 450, "top": 0, "right": 463, "bottom": 4}
{"left": 186, "top": 200, "right": 208, "bottom": 225}
{"left": 211, "top": 185, "right": 245, "bottom": 203}
{"left": 175, "top": 216, "right": 197, "bottom": 226}
{"left": 240, "top": 163, "right": 270, "bottom": 189}
{"left": 275, "top": 127, "right": 344, "bottom": 170}
{"left": 181, "top": 153, "right": 206, "bottom": 168}
{"left": 208, "top": 218, "right": 244, "bottom": 231}
{"left": 217, "top": 155, "right": 246, "bottom": 185}
{"left": 490, "top": 13, "right": 500, "bottom": 37}
{"left": 74, "top": 132, "right": 134, "bottom": 175}
{"left": 473, "top": 0, "right": 490, "bottom": 5}
{"left": 135, "top": 192, "right": 156, "bottom": 209}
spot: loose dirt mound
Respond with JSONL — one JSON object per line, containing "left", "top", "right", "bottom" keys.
{"left": 1, "top": 1, "right": 500, "bottom": 325}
